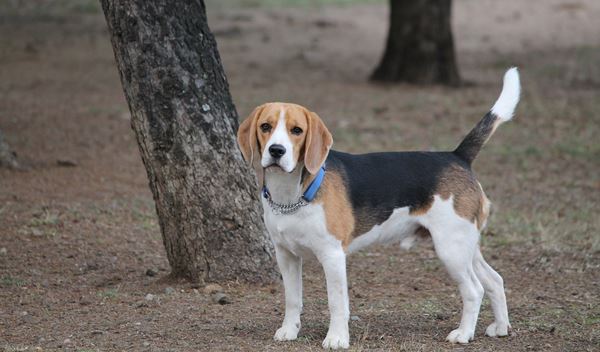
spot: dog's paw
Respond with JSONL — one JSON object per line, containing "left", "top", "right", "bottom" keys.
{"left": 322, "top": 332, "right": 349, "bottom": 350}
{"left": 485, "top": 322, "right": 510, "bottom": 337}
{"left": 274, "top": 324, "right": 300, "bottom": 341}
{"left": 446, "top": 328, "right": 473, "bottom": 344}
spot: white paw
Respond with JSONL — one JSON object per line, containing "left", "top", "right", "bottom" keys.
{"left": 446, "top": 328, "right": 473, "bottom": 344}
{"left": 322, "top": 332, "right": 349, "bottom": 350}
{"left": 274, "top": 324, "right": 300, "bottom": 341}
{"left": 485, "top": 322, "right": 510, "bottom": 337}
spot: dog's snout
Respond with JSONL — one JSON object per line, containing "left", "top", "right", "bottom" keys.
{"left": 269, "top": 144, "right": 286, "bottom": 158}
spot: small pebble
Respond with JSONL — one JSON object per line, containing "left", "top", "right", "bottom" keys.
{"left": 164, "top": 287, "right": 175, "bottom": 295}
{"left": 145, "top": 268, "right": 158, "bottom": 277}
{"left": 57, "top": 159, "right": 78, "bottom": 167}
{"left": 79, "top": 296, "right": 92, "bottom": 306}
{"left": 145, "top": 293, "right": 155, "bottom": 301}
{"left": 0, "top": 247, "right": 7, "bottom": 256}
{"left": 212, "top": 292, "right": 231, "bottom": 305}
{"left": 351, "top": 315, "right": 360, "bottom": 321}
{"left": 63, "top": 338, "right": 71, "bottom": 345}
{"left": 143, "top": 341, "right": 150, "bottom": 347}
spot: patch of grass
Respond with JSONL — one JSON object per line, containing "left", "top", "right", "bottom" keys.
{"left": 411, "top": 298, "right": 446, "bottom": 319}
{"left": 555, "top": 141, "right": 600, "bottom": 160}
{"left": 295, "top": 335, "right": 316, "bottom": 344}
{"left": 502, "top": 211, "right": 538, "bottom": 238}
{"left": 487, "top": 204, "right": 598, "bottom": 253}
{"left": 517, "top": 303, "right": 600, "bottom": 342}
{"left": 132, "top": 208, "right": 158, "bottom": 231}
{"left": 29, "top": 209, "right": 60, "bottom": 227}
{"left": 129, "top": 199, "right": 159, "bottom": 232}
{"left": 18, "top": 208, "right": 62, "bottom": 238}
{"left": 581, "top": 313, "right": 600, "bottom": 327}
{"left": 486, "top": 144, "right": 542, "bottom": 157}
{"left": 1, "top": 345, "right": 30, "bottom": 352}
{"left": 480, "top": 234, "right": 512, "bottom": 248}
{"left": 68, "top": 0, "right": 100, "bottom": 14}
{"left": 1, "top": 276, "right": 26, "bottom": 287}
{"left": 421, "top": 258, "right": 441, "bottom": 273}
{"left": 98, "top": 288, "right": 119, "bottom": 299}
{"left": 519, "top": 316, "right": 558, "bottom": 333}
{"left": 314, "top": 298, "right": 328, "bottom": 306}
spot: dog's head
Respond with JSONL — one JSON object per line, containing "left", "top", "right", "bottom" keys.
{"left": 237, "top": 102, "right": 332, "bottom": 183}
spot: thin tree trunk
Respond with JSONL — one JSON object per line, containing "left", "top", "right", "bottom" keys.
{"left": 371, "top": 0, "right": 460, "bottom": 85}
{"left": 100, "top": 0, "right": 277, "bottom": 283}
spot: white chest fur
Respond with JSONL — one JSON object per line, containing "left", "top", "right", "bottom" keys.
{"left": 262, "top": 198, "right": 343, "bottom": 259}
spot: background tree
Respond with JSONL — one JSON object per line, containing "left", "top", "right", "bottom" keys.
{"left": 100, "top": 0, "right": 277, "bottom": 283}
{"left": 371, "top": 0, "right": 460, "bottom": 85}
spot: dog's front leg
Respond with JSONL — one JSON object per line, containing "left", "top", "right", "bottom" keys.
{"left": 273, "top": 244, "right": 303, "bottom": 341}
{"left": 318, "top": 249, "right": 350, "bottom": 350}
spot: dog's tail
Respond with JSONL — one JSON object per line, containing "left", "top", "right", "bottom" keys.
{"left": 454, "top": 68, "right": 520, "bottom": 165}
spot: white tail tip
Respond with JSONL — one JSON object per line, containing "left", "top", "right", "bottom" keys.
{"left": 491, "top": 67, "right": 520, "bottom": 121}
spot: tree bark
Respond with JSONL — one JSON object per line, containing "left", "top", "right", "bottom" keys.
{"left": 371, "top": 0, "right": 460, "bottom": 85}
{"left": 0, "top": 129, "right": 19, "bottom": 169}
{"left": 100, "top": 0, "right": 277, "bottom": 283}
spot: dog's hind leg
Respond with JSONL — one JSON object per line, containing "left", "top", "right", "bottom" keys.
{"left": 423, "top": 197, "right": 484, "bottom": 343}
{"left": 432, "top": 228, "right": 484, "bottom": 343}
{"left": 473, "top": 247, "right": 511, "bottom": 337}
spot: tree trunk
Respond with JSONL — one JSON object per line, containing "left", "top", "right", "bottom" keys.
{"left": 100, "top": 0, "right": 277, "bottom": 283}
{"left": 0, "top": 129, "right": 19, "bottom": 169}
{"left": 371, "top": 0, "right": 460, "bottom": 85}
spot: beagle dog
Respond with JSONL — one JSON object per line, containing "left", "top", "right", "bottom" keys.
{"left": 237, "top": 69, "right": 520, "bottom": 349}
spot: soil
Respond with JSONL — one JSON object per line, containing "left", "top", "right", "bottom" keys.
{"left": 1, "top": 0, "right": 599, "bottom": 351}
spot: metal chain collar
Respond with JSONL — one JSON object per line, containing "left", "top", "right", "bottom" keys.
{"left": 264, "top": 194, "right": 308, "bottom": 215}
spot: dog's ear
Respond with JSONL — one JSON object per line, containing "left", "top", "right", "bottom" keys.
{"left": 304, "top": 109, "right": 333, "bottom": 175}
{"left": 237, "top": 105, "right": 265, "bottom": 164}
{"left": 237, "top": 105, "right": 266, "bottom": 186}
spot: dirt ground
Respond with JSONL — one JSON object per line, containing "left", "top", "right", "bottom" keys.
{"left": 1, "top": 0, "right": 599, "bottom": 351}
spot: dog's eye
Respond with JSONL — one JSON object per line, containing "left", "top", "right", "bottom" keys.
{"left": 290, "top": 127, "right": 303, "bottom": 135}
{"left": 260, "top": 123, "right": 272, "bottom": 133}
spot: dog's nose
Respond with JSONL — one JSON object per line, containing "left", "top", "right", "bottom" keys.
{"left": 269, "top": 144, "right": 286, "bottom": 158}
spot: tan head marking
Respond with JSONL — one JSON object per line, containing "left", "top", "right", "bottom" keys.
{"left": 303, "top": 109, "right": 333, "bottom": 174}
{"left": 237, "top": 104, "right": 265, "bottom": 164}
{"left": 237, "top": 103, "right": 332, "bottom": 178}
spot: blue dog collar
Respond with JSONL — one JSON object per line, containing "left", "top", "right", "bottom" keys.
{"left": 262, "top": 166, "right": 326, "bottom": 204}
{"left": 301, "top": 166, "right": 326, "bottom": 202}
